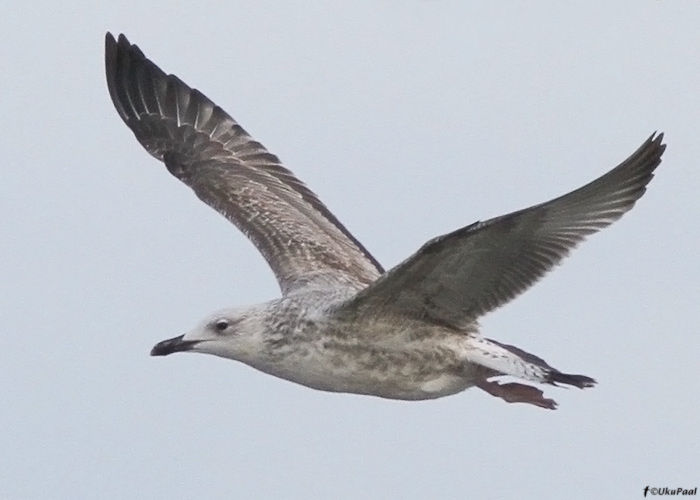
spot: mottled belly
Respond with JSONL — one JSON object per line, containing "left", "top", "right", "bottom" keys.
{"left": 259, "top": 343, "right": 476, "bottom": 400}
{"left": 299, "top": 368, "right": 473, "bottom": 400}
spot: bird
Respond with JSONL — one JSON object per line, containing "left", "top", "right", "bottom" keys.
{"left": 105, "top": 32, "right": 665, "bottom": 409}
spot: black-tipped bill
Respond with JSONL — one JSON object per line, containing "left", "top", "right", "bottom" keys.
{"left": 150, "top": 334, "right": 200, "bottom": 356}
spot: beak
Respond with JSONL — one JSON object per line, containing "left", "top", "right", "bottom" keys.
{"left": 150, "top": 334, "right": 200, "bottom": 356}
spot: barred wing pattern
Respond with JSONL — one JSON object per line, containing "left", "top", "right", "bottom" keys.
{"left": 105, "top": 33, "right": 383, "bottom": 294}
{"left": 344, "top": 134, "right": 665, "bottom": 327}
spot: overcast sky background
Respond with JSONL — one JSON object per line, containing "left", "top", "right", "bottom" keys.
{"left": 1, "top": 2, "right": 698, "bottom": 499}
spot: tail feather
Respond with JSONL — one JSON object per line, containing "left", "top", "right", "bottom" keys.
{"left": 467, "top": 337, "right": 596, "bottom": 389}
{"left": 546, "top": 371, "right": 596, "bottom": 388}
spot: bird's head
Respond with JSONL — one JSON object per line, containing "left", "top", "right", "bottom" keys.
{"left": 150, "top": 306, "right": 265, "bottom": 362}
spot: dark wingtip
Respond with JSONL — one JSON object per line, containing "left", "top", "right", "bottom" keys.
{"left": 104, "top": 32, "right": 133, "bottom": 123}
{"left": 648, "top": 131, "right": 667, "bottom": 163}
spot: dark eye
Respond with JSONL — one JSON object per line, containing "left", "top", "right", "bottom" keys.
{"left": 214, "top": 319, "right": 229, "bottom": 332}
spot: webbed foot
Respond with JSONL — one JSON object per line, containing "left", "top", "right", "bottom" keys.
{"left": 476, "top": 379, "right": 557, "bottom": 410}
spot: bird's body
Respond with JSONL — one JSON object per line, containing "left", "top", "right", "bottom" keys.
{"left": 105, "top": 33, "right": 665, "bottom": 409}
{"left": 182, "top": 288, "right": 475, "bottom": 401}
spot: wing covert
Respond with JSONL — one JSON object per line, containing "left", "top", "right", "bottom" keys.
{"left": 105, "top": 33, "right": 383, "bottom": 294}
{"left": 340, "top": 134, "right": 665, "bottom": 327}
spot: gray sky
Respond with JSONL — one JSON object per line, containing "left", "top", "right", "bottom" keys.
{"left": 1, "top": 2, "right": 698, "bottom": 499}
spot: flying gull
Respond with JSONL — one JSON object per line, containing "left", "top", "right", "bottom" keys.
{"left": 105, "top": 33, "right": 665, "bottom": 409}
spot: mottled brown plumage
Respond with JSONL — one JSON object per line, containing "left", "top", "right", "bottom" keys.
{"left": 106, "top": 32, "right": 665, "bottom": 409}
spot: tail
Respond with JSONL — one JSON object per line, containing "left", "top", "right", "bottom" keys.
{"left": 546, "top": 371, "right": 596, "bottom": 388}
{"left": 465, "top": 337, "right": 597, "bottom": 388}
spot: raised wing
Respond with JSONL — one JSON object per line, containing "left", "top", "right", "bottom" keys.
{"left": 105, "top": 33, "right": 383, "bottom": 294}
{"left": 341, "top": 134, "right": 665, "bottom": 327}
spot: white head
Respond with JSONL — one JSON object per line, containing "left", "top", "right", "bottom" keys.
{"left": 150, "top": 306, "right": 267, "bottom": 362}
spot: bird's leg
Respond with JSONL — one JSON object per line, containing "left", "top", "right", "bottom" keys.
{"left": 475, "top": 379, "right": 557, "bottom": 410}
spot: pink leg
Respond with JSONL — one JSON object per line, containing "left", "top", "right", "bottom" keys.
{"left": 475, "top": 379, "right": 557, "bottom": 410}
